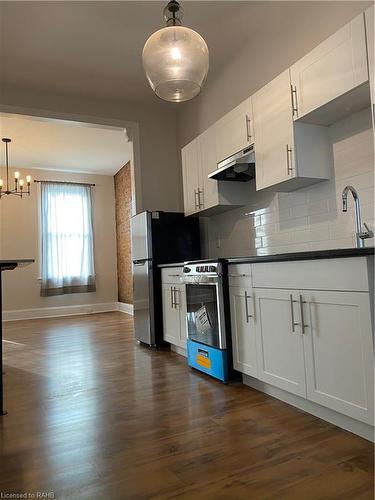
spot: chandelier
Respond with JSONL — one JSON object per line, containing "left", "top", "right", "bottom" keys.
{"left": 0, "top": 138, "right": 31, "bottom": 199}
{"left": 142, "top": 0, "right": 209, "bottom": 103}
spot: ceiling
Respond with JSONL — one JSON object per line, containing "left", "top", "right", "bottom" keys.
{"left": 0, "top": 1, "right": 310, "bottom": 104}
{"left": 0, "top": 114, "right": 132, "bottom": 175}
{"left": 0, "top": 1, "right": 370, "bottom": 106}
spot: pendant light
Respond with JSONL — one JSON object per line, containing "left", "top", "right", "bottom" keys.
{"left": 0, "top": 138, "right": 31, "bottom": 199}
{"left": 142, "top": 0, "right": 209, "bottom": 103}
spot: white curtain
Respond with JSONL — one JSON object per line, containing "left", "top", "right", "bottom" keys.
{"left": 40, "top": 182, "right": 96, "bottom": 296}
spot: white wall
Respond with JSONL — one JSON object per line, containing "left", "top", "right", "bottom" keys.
{"left": 0, "top": 168, "right": 118, "bottom": 312}
{"left": 206, "top": 109, "right": 374, "bottom": 258}
{"left": 0, "top": 86, "right": 182, "bottom": 214}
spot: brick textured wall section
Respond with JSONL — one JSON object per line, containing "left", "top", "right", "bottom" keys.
{"left": 114, "top": 162, "right": 133, "bottom": 304}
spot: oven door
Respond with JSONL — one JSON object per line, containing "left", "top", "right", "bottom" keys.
{"left": 185, "top": 280, "right": 226, "bottom": 349}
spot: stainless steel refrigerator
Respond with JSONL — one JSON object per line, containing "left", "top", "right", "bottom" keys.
{"left": 131, "top": 211, "right": 200, "bottom": 346}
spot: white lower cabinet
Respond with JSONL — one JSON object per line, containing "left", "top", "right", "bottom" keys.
{"left": 302, "top": 290, "right": 374, "bottom": 425}
{"left": 162, "top": 283, "right": 187, "bottom": 349}
{"left": 229, "top": 260, "right": 374, "bottom": 427}
{"left": 229, "top": 286, "right": 257, "bottom": 377}
{"left": 253, "top": 286, "right": 374, "bottom": 424}
{"left": 254, "top": 288, "right": 307, "bottom": 398}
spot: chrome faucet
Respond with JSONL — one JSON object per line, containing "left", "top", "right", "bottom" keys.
{"left": 342, "top": 185, "right": 373, "bottom": 248}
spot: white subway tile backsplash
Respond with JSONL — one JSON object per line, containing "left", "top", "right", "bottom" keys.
{"left": 277, "top": 216, "right": 309, "bottom": 232}
{"left": 205, "top": 109, "right": 374, "bottom": 258}
{"left": 290, "top": 199, "right": 329, "bottom": 218}
{"left": 255, "top": 237, "right": 263, "bottom": 249}
{"left": 255, "top": 224, "right": 275, "bottom": 237}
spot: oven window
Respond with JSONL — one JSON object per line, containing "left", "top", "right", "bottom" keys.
{"left": 186, "top": 284, "right": 221, "bottom": 348}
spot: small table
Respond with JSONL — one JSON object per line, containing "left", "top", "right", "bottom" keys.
{"left": 0, "top": 259, "right": 34, "bottom": 415}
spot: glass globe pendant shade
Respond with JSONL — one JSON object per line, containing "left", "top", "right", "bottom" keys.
{"left": 142, "top": 15, "right": 209, "bottom": 102}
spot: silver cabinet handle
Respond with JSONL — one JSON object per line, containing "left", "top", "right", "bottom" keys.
{"left": 229, "top": 273, "right": 251, "bottom": 278}
{"left": 290, "top": 85, "right": 298, "bottom": 117}
{"left": 198, "top": 188, "right": 204, "bottom": 209}
{"left": 286, "top": 145, "right": 293, "bottom": 175}
{"left": 246, "top": 114, "right": 252, "bottom": 142}
{"left": 173, "top": 286, "right": 180, "bottom": 307}
{"left": 244, "top": 291, "right": 253, "bottom": 323}
{"left": 299, "top": 295, "right": 308, "bottom": 334}
{"left": 194, "top": 189, "right": 199, "bottom": 210}
{"left": 170, "top": 286, "right": 174, "bottom": 308}
{"left": 290, "top": 294, "right": 299, "bottom": 333}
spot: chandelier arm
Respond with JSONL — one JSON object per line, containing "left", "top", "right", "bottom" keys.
{"left": 1, "top": 138, "right": 31, "bottom": 199}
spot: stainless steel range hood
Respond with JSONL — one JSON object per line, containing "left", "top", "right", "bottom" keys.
{"left": 208, "top": 145, "right": 255, "bottom": 182}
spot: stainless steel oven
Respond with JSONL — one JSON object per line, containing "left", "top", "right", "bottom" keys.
{"left": 183, "top": 261, "right": 227, "bottom": 349}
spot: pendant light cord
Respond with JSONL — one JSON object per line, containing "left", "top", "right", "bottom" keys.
{"left": 5, "top": 140, "right": 9, "bottom": 192}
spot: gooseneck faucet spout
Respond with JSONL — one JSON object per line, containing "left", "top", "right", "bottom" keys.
{"left": 342, "top": 186, "right": 373, "bottom": 248}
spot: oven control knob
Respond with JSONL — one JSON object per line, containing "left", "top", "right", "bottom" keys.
{"left": 209, "top": 265, "right": 216, "bottom": 272}
{"left": 196, "top": 266, "right": 201, "bottom": 272}
{"left": 183, "top": 266, "right": 191, "bottom": 273}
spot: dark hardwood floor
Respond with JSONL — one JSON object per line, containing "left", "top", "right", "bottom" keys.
{"left": 0, "top": 312, "right": 373, "bottom": 499}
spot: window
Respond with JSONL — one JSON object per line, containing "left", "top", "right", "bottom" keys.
{"left": 40, "top": 181, "right": 95, "bottom": 296}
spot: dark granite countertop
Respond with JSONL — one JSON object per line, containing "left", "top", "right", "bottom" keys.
{"left": 227, "top": 247, "right": 374, "bottom": 265}
{"left": 0, "top": 259, "right": 35, "bottom": 270}
{"left": 157, "top": 248, "right": 374, "bottom": 268}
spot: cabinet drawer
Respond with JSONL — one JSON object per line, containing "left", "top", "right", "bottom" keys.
{"left": 161, "top": 267, "right": 183, "bottom": 284}
{"left": 252, "top": 257, "right": 369, "bottom": 292}
{"left": 228, "top": 264, "right": 252, "bottom": 287}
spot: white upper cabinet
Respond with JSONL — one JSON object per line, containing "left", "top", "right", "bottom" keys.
{"left": 197, "top": 125, "right": 220, "bottom": 211}
{"left": 252, "top": 69, "right": 332, "bottom": 191}
{"left": 252, "top": 70, "right": 295, "bottom": 190}
{"left": 365, "top": 6, "right": 374, "bottom": 123}
{"left": 290, "top": 13, "right": 369, "bottom": 125}
{"left": 182, "top": 10, "right": 371, "bottom": 199}
{"left": 181, "top": 125, "right": 248, "bottom": 216}
{"left": 182, "top": 138, "right": 201, "bottom": 216}
{"left": 215, "top": 97, "right": 253, "bottom": 162}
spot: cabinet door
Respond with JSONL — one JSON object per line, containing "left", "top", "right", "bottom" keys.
{"left": 230, "top": 286, "right": 257, "bottom": 377}
{"left": 365, "top": 6, "right": 374, "bottom": 123}
{"left": 182, "top": 139, "right": 200, "bottom": 216}
{"left": 175, "top": 285, "right": 187, "bottom": 349}
{"left": 216, "top": 97, "right": 253, "bottom": 162}
{"left": 290, "top": 13, "right": 368, "bottom": 120}
{"left": 254, "top": 288, "right": 306, "bottom": 397}
{"left": 198, "top": 125, "right": 219, "bottom": 211}
{"left": 302, "top": 290, "right": 374, "bottom": 425}
{"left": 162, "top": 284, "right": 180, "bottom": 345}
{"left": 252, "top": 70, "right": 295, "bottom": 191}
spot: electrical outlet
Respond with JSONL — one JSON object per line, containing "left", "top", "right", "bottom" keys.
{"left": 216, "top": 237, "right": 221, "bottom": 249}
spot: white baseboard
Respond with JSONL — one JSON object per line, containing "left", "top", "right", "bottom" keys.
{"left": 117, "top": 302, "right": 134, "bottom": 315}
{"left": 243, "top": 374, "right": 374, "bottom": 442}
{"left": 3, "top": 301, "right": 134, "bottom": 321}
{"left": 3, "top": 302, "right": 121, "bottom": 322}
{"left": 171, "top": 344, "right": 187, "bottom": 357}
